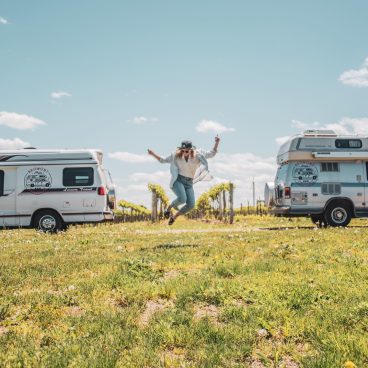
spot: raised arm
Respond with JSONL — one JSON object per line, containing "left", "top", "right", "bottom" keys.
{"left": 203, "top": 135, "right": 220, "bottom": 159}
{"left": 147, "top": 149, "right": 173, "bottom": 163}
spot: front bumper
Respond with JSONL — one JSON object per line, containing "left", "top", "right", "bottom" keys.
{"left": 271, "top": 206, "right": 323, "bottom": 217}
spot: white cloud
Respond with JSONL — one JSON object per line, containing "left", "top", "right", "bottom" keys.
{"left": 196, "top": 120, "right": 235, "bottom": 134}
{"left": 276, "top": 117, "right": 368, "bottom": 146}
{"left": 275, "top": 136, "right": 290, "bottom": 146}
{"left": 51, "top": 91, "right": 72, "bottom": 99}
{"left": 0, "top": 111, "right": 46, "bottom": 130}
{"left": 127, "top": 116, "right": 158, "bottom": 124}
{"left": 0, "top": 17, "right": 8, "bottom": 25}
{"left": 129, "top": 170, "right": 168, "bottom": 182}
{"left": 294, "top": 117, "right": 368, "bottom": 135}
{"left": 108, "top": 151, "right": 155, "bottom": 163}
{"left": 0, "top": 138, "right": 30, "bottom": 150}
{"left": 339, "top": 58, "right": 368, "bottom": 87}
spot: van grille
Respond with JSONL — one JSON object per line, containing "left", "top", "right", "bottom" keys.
{"left": 321, "top": 183, "right": 341, "bottom": 195}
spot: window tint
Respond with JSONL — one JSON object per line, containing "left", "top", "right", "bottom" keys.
{"left": 321, "top": 183, "right": 341, "bottom": 195}
{"left": 63, "top": 168, "right": 94, "bottom": 187}
{"left": 321, "top": 162, "right": 339, "bottom": 172}
{"left": 335, "top": 139, "right": 362, "bottom": 149}
{"left": 0, "top": 170, "right": 3, "bottom": 196}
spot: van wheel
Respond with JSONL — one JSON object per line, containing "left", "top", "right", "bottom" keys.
{"left": 310, "top": 215, "right": 327, "bottom": 228}
{"left": 34, "top": 210, "right": 64, "bottom": 233}
{"left": 324, "top": 201, "right": 352, "bottom": 227}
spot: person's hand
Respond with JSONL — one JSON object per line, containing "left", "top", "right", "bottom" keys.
{"left": 215, "top": 135, "right": 220, "bottom": 143}
{"left": 147, "top": 149, "right": 153, "bottom": 155}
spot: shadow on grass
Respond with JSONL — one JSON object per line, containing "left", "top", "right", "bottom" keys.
{"left": 259, "top": 225, "right": 368, "bottom": 231}
{"left": 153, "top": 243, "right": 199, "bottom": 250}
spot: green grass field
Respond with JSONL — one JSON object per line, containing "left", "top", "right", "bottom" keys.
{"left": 0, "top": 216, "right": 367, "bottom": 367}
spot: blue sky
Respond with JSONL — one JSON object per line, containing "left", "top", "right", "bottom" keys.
{"left": 1, "top": 0, "right": 368, "bottom": 205}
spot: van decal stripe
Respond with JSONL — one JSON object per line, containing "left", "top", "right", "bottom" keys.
{"left": 0, "top": 214, "right": 32, "bottom": 218}
{"left": 291, "top": 183, "right": 366, "bottom": 188}
{"left": 61, "top": 212, "right": 104, "bottom": 216}
{"left": 19, "top": 187, "right": 97, "bottom": 195}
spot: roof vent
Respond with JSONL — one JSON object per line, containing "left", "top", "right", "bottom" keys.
{"left": 303, "top": 130, "right": 337, "bottom": 137}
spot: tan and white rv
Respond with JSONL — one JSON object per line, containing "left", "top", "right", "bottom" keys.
{"left": 265, "top": 130, "right": 368, "bottom": 226}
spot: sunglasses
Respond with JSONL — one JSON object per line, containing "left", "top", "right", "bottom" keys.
{"left": 181, "top": 149, "right": 192, "bottom": 153}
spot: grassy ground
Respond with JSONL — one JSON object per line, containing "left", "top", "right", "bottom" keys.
{"left": 0, "top": 216, "right": 367, "bottom": 367}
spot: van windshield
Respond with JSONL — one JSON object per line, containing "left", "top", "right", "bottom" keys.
{"left": 102, "top": 168, "right": 114, "bottom": 188}
{"left": 276, "top": 163, "right": 289, "bottom": 183}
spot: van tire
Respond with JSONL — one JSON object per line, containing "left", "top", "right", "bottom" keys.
{"left": 324, "top": 201, "right": 352, "bottom": 227}
{"left": 33, "top": 210, "right": 64, "bottom": 233}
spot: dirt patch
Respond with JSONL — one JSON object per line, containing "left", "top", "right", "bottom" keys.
{"left": 139, "top": 299, "right": 174, "bottom": 327}
{"left": 278, "top": 356, "right": 299, "bottom": 368}
{"left": 247, "top": 359, "right": 266, "bottom": 368}
{"left": 0, "top": 326, "right": 8, "bottom": 336}
{"left": 65, "top": 306, "right": 85, "bottom": 317}
{"left": 193, "top": 304, "right": 221, "bottom": 325}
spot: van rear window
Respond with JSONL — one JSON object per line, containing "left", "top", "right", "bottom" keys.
{"left": 63, "top": 168, "right": 94, "bottom": 187}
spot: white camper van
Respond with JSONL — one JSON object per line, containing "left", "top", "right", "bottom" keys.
{"left": 0, "top": 149, "right": 116, "bottom": 231}
{"left": 265, "top": 130, "right": 368, "bottom": 227}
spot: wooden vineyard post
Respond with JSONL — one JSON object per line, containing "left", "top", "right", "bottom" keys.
{"left": 218, "top": 192, "right": 223, "bottom": 220}
{"left": 223, "top": 190, "right": 227, "bottom": 219}
{"left": 151, "top": 189, "right": 158, "bottom": 223}
{"left": 160, "top": 199, "right": 163, "bottom": 220}
{"left": 229, "top": 182, "right": 234, "bottom": 224}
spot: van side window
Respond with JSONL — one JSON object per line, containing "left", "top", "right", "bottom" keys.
{"left": 0, "top": 170, "right": 4, "bottom": 196}
{"left": 63, "top": 168, "right": 94, "bottom": 187}
{"left": 335, "top": 139, "right": 362, "bottom": 149}
{"left": 321, "top": 162, "right": 339, "bottom": 172}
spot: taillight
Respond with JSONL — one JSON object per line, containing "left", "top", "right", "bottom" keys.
{"left": 284, "top": 186, "right": 291, "bottom": 199}
{"left": 98, "top": 186, "right": 107, "bottom": 196}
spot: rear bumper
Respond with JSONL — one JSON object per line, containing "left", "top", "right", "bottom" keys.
{"left": 103, "top": 211, "right": 114, "bottom": 221}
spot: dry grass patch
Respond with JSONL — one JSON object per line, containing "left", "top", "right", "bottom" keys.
{"left": 64, "top": 306, "right": 85, "bottom": 317}
{"left": 160, "top": 347, "right": 188, "bottom": 367}
{"left": 162, "top": 270, "right": 181, "bottom": 280}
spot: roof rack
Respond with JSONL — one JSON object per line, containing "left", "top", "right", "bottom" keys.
{"left": 303, "top": 129, "right": 337, "bottom": 137}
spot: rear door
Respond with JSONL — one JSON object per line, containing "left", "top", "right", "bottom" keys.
{"left": 0, "top": 167, "right": 18, "bottom": 226}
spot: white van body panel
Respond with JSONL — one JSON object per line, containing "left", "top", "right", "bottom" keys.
{"left": 267, "top": 131, "right": 368, "bottom": 218}
{"left": 0, "top": 149, "right": 114, "bottom": 228}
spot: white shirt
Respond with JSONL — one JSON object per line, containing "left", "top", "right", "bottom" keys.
{"left": 175, "top": 155, "right": 200, "bottom": 179}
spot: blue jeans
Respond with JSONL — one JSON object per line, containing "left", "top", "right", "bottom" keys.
{"left": 170, "top": 175, "right": 195, "bottom": 215}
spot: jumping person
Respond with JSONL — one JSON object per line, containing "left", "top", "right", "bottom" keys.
{"left": 147, "top": 136, "right": 220, "bottom": 225}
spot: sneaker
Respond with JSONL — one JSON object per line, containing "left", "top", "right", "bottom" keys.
{"left": 164, "top": 209, "right": 171, "bottom": 219}
{"left": 168, "top": 215, "right": 175, "bottom": 225}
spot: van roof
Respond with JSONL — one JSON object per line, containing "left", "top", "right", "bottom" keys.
{"left": 277, "top": 131, "right": 368, "bottom": 164}
{"left": 0, "top": 149, "right": 103, "bottom": 164}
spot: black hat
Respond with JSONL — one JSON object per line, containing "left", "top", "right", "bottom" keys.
{"left": 178, "top": 140, "right": 195, "bottom": 149}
